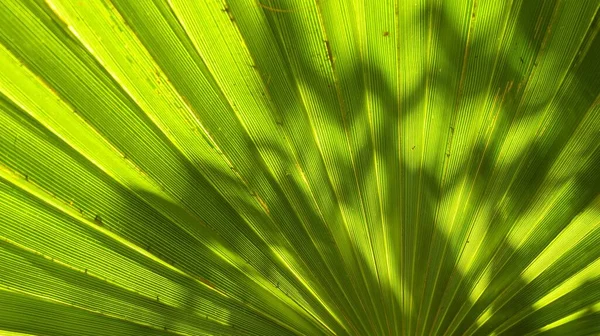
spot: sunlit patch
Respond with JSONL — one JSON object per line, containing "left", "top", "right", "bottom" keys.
{"left": 538, "top": 308, "right": 587, "bottom": 332}
{"left": 433, "top": 174, "right": 493, "bottom": 278}
{"left": 506, "top": 181, "right": 571, "bottom": 250}
{"left": 497, "top": 113, "right": 544, "bottom": 168}
{"left": 475, "top": 305, "right": 494, "bottom": 329}
{"left": 522, "top": 199, "right": 599, "bottom": 282}
{"left": 539, "top": 301, "right": 600, "bottom": 333}
{"left": 456, "top": 203, "right": 493, "bottom": 275}
{"left": 0, "top": 330, "right": 37, "bottom": 336}
{"left": 532, "top": 258, "right": 600, "bottom": 311}
{"left": 0, "top": 43, "right": 161, "bottom": 197}
{"left": 436, "top": 177, "right": 463, "bottom": 238}
{"left": 469, "top": 266, "right": 491, "bottom": 304}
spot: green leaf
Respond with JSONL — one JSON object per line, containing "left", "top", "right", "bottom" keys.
{"left": 0, "top": 0, "right": 598, "bottom": 335}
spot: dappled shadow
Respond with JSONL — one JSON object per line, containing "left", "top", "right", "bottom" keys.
{"left": 505, "top": 279, "right": 600, "bottom": 335}
{"left": 211, "top": 0, "right": 600, "bottom": 335}
{"left": 1, "top": 0, "right": 598, "bottom": 335}
{"left": 130, "top": 189, "right": 304, "bottom": 335}
{"left": 0, "top": 238, "right": 237, "bottom": 335}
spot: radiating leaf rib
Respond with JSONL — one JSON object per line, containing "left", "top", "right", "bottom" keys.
{"left": 313, "top": 0, "right": 391, "bottom": 332}
{"left": 443, "top": 7, "right": 600, "bottom": 333}
{"left": 100, "top": 0, "right": 355, "bottom": 331}
{"left": 0, "top": 157, "right": 305, "bottom": 335}
{"left": 0, "top": 88, "right": 322, "bottom": 329}
{"left": 0, "top": 288, "right": 180, "bottom": 336}
{"left": 0, "top": 5, "right": 324, "bottom": 334}
{"left": 259, "top": 1, "right": 389, "bottom": 333}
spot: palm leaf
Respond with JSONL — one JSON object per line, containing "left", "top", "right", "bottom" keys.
{"left": 0, "top": 0, "right": 598, "bottom": 335}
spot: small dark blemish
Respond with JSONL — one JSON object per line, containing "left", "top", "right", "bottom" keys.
{"left": 324, "top": 40, "right": 334, "bottom": 63}
{"left": 383, "top": 31, "right": 389, "bottom": 37}
{"left": 222, "top": 5, "right": 235, "bottom": 21}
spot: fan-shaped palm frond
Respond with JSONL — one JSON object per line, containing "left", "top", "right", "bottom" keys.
{"left": 0, "top": 0, "right": 599, "bottom": 335}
